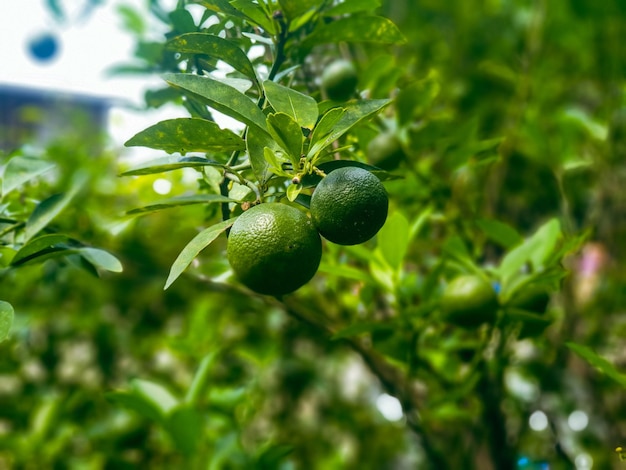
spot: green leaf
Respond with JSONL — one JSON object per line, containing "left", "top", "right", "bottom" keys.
{"left": 498, "top": 218, "right": 562, "bottom": 285}
{"left": 11, "top": 234, "right": 73, "bottom": 266}
{"left": 442, "top": 236, "right": 481, "bottom": 274}
{"left": 317, "top": 261, "right": 373, "bottom": 283}
{"left": 78, "top": 248, "right": 123, "bottom": 273}
{"left": 303, "top": 15, "right": 406, "bottom": 47}
{"left": 127, "top": 194, "right": 236, "bottom": 215}
{"left": 191, "top": 0, "right": 247, "bottom": 19}
{"left": 301, "top": 160, "right": 392, "bottom": 187}
{"left": 1, "top": 156, "right": 55, "bottom": 197}
{"left": 476, "top": 219, "right": 523, "bottom": 249}
{"left": 396, "top": 71, "right": 441, "bottom": 126}
{"left": 247, "top": 126, "right": 283, "bottom": 183}
{"left": 566, "top": 342, "right": 626, "bottom": 387}
{"left": 277, "top": 0, "right": 319, "bottom": 21}
{"left": 255, "top": 444, "right": 295, "bottom": 467}
{"left": 309, "top": 108, "right": 344, "bottom": 153}
{"left": 377, "top": 212, "right": 409, "bottom": 270}
{"left": 164, "top": 73, "right": 268, "bottom": 133}
{"left": 266, "top": 113, "right": 304, "bottom": 163}
{"left": 165, "top": 218, "right": 236, "bottom": 289}
{"left": 169, "top": 8, "right": 196, "bottom": 34}
{"left": 108, "top": 379, "right": 179, "bottom": 424}
{"left": 286, "top": 183, "right": 302, "bottom": 202}
{"left": 125, "top": 118, "right": 245, "bottom": 155}
{"left": 24, "top": 173, "right": 86, "bottom": 242}
{"left": 308, "top": 100, "right": 390, "bottom": 158}
{"left": 263, "top": 81, "right": 319, "bottom": 130}
{"left": 165, "top": 33, "right": 258, "bottom": 84}
{"left": 230, "top": 0, "right": 277, "bottom": 34}
{"left": 331, "top": 321, "right": 393, "bottom": 340}
{"left": 165, "top": 405, "right": 203, "bottom": 455}
{"left": 0, "top": 301, "right": 13, "bottom": 343}
{"left": 120, "top": 156, "right": 224, "bottom": 176}
{"left": 324, "top": 0, "right": 381, "bottom": 16}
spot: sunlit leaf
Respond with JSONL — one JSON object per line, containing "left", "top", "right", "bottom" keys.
{"left": 2, "top": 156, "right": 55, "bottom": 197}
{"left": 127, "top": 194, "right": 236, "bottom": 215}
{"left": 24, "top": 172, "right": 86, "bottom": 242}
{"left": 263, "top": 81, "right": 319, "bottom": 129}
{"left": 308, "top": 100, "right": 390, "bottom": 158}
{"left": 78, "top": 248, "right": 123, "bottom": 273}
{"left": 377, "top": 212, "right": 409, "bottom": 270}
{"left": 164, "top": 73, "right": 268, "bottom": 133}
{"left": 125, "top": 118, "right": 245, "bottom": 154}
{"left": 166, "top": 33, "right": 258, "bottom": 84}
{"left": 120, "top": 156, "right": 224, "bottom": 176}
{"left": 0, "top": 301, "right": 13, "bottom": 343}
{"left": 266, "top": 113, "right": 304, "bottom": 163}
{"left": 165, "top": 218, "right": 236, "bottom": 289}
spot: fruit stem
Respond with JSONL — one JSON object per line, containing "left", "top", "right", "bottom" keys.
{"left": 224, "top": 170, "right": 262, "bottom": 202}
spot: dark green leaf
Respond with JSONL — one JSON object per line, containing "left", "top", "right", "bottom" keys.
{"left": 127, "top": 194, "right": 236, "bottom": 215}
{"left": 566, "top": 342, "right": 626, "bottom": 387}
{"left": 165, "top": 405, "right": 203, "bottom": 455}
{"left": 263, "top": 81, "right": 319, "bottom": 129}
{"left": 164, "top": 73, "right": 268, "bottom": 133}
{"left": 125, "top": 118, "right": 245, "bottom": 154}
{"left": 169, "top": 8, "right": 196, "bottom": 34}
{"left": 165, "top": 218, "right": 236, "bottom": 289}
{"left": 11, "top": 234, "right": 73, "bottom": 265}
{"left": 0, "top": 301, "right": 13, "bottom": 343}
{"left": 303, "top": 16, "right": 406, "bottom": 47}
{"left": 120, "top": 156, "right": 224, "bottom": 176}
{"left": 331, "top": 321, "right": 393, "bottom": 340}
{"left": 165, "top": 33, "right": 258, "bottom": 84}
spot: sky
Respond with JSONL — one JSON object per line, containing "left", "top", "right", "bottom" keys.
{"left": 0, "top": 0, "right": 183, "bottom": 152}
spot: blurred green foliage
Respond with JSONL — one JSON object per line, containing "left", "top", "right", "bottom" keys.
{"left": 1, "top": 0, "right": 625, "bottom": 469}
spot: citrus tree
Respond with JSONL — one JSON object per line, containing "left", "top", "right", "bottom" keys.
{"left": 2, "top": 0, "right": 625, "bottom": 468}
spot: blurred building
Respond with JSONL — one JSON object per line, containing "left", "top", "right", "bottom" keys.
{"left": 0, "top": 83, "right": 111, "bottom": 153}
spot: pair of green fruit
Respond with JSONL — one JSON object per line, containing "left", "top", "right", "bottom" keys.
{"left": 227, "top": 167, "right": 389, "bottom": 296}
{"left": 441, "top": 275, "right": 551, "bottom": 335}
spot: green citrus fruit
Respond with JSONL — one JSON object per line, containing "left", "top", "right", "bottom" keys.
{"left": 321, "top": 60, "right": 358, "bottom": 101}
{"left": 367, "top": 132, "right": 405, "bottom": 170}
{"left": 441, "top": 275, "right": 498, "bottom": 328}
{"left": 310, "top": 166, "right": 388, "bottom": 245}
{"left": 227, "top": 203, "right": 322, "bottom": 296}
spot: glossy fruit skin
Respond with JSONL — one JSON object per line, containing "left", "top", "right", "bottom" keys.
{"left": 310, "top": 167, "right": 388, "bottom": 246}
{"left": 441, "top": 275, "right": 499, "bottom": 328}
{"left": 321, "top": 60, "right": 358, "bottom": 101}
{"left": 367, "top": 132, "right": 405, "bottom": 170}
{"left": 227, "top": 203, "right": 322, "bottom": 296}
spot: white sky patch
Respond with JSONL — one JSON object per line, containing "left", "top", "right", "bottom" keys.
{"left": 528, "top": 410, "right": 548, "bottom": 431}
{"left": 376, "top": 393, "right": 404, "bottom": 422}
{"left": 568, "top": 410, "right": 589, "bottom": 432}
{"left": 152, "top": 178, "right": 173, "bottom": 195}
